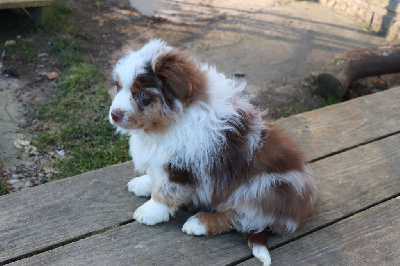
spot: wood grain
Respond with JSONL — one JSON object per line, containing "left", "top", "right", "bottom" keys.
{"left": 8, "top": 134, "right": 400, "bottom": 265}
{"left": 0, "top": 163, "right": 145, "bottom": 262}
{"left": 8, "top": 212, "right": 250, "bottom": 266}
{"left": 1, "top": 87, "right": 399, "bottom": 263}
{"left": 241, "top": 198, "right": 400, "bottom": 266}
{"left": 276, "top": 86, "right": 400, "bottom": 161}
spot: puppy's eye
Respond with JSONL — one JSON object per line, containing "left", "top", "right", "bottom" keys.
{"left": 138, "top": 92, "right": 148, "bottom": 99}
{"left": 135, "top": 92, "right": 152, "bottom": 107}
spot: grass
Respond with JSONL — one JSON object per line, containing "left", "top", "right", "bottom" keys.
{"left": 0, "top": 179, "right": 7, "bottom": 196}
{"left": 27, "top": 2, "right": 130, "bottom": 180}
{"left": 325, "top": 94, "right": 342, "bottom": 106}
{"left": 33, "top": 63, "right": 130, "bottom": 179}
{"left": 0, "top": 160, "right": 9, "bottom": 196}
{"left": 52, "top": 2, "right": 76, "bottom": 33}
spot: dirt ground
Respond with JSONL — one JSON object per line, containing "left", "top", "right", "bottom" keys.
{"left": 0, "top": 0, "right": 398, "bottom": 191}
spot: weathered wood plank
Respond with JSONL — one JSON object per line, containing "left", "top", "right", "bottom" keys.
{"left": 241, "top": 198, "right": 400, "bottom": 266}
{"left": 0, "top": 163, "right": 145, "bottom": 262}
{"left": 8, "top": 212, "right": 250, "bottom": 266}
{"left": 0, "top": 0, "right": 52, "bottom": 9}
{"left": 9, "top": 134, "right": 400, "bottom": 265}
{"left": 277, "top": 86, "right": 400, "bottom": 161}
{"left": 1, "top": 87, "right": 399, "bottom": 263}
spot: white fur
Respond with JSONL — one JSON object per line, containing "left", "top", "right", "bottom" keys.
{"left": 252, "top": 245, "right": 272, "bottom": 266}
{"left": 127, "top": 175, "right": 153, "bottom": 197}
{"left": 233, "top": 208, "right": 299, "bottom": 234}
{"left": 113, "top": 39, "right": 172, "bottom": 87}
{"left": 227, "top": 170, "right": 312, "bottom": 208}
{"left": 150, "top": 167, "right": 193, "bottom": 206}
{"left": 226, "top": 171, "right": 308, "bottom": 233}
{"left": 182, "top": 215, "right": 207, "bottom": 235}
{"left": 233, "top": 208, "right": 276, "bottom": 233}
{"left": 284, "top": 219, "right": 298, "bottom": 233}
{"left": 133, "top": 198, "right": 171, "bottom": 225}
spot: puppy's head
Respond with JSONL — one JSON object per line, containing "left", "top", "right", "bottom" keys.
{"left": 109, "top": 40, "right": 206, "bottom": 133}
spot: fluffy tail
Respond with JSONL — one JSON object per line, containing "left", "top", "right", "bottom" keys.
{"left": 244, "top": 229, "right": 271, "bottom": 266}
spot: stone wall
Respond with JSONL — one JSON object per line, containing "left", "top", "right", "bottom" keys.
{"left": 319, "top": 0, "right": 400, "bottom": 41}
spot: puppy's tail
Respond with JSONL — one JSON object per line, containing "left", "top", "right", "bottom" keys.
{"left": 243, "top": 229, "right": 271, "bottom": 266}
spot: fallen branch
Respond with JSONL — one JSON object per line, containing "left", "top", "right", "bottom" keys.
{"left": 316, "top": 45, "right": 400, "bottom": 99}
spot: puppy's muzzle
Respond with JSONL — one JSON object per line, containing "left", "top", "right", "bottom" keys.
{"left": 111, "top": 109, "right": 124, "bottom": 123}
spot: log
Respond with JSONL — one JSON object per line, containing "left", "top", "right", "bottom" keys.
{"left": 316, "top": 45, "right": 400, "bottom": 99}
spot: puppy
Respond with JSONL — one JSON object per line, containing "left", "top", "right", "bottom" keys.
{"left": 109, "top": 40, "right": 316, "bottom": 265}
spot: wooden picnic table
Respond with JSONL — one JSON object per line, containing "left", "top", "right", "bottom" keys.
{"left": 0, "top": 0, "right": 53, "bottom": 26}
{"left": 1, "top": 87, "right": 399, "bottom": 265}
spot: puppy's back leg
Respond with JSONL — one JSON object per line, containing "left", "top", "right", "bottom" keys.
{"left": 182, "top": 211, "right": 234, "bottom": 236}
{"left": 244, "top": 229, "right": 271, "bottom": 266}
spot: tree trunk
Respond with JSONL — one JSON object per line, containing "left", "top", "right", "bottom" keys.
{"left": 316, "top": 45, "right": 400, "bottom": 99}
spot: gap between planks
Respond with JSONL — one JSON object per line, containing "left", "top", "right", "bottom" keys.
{"left": 1, "top": 219, "right": 134, "bottom": 265}
{"left": 308, "top": 130, "right": 400, "bottom": 163}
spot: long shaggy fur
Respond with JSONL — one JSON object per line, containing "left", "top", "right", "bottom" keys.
{"left": 109, "top": 39, "right": 316, "bottom": 265}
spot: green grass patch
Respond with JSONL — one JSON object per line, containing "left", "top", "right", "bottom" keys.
{"left": 52, "top": 2, "right": 77, "bottom": 33}
{"left": 0, "top": 178, "right": 8, "bottom": 196}
{"left": 0, "top": 1, "right": 131, "bottom": 181}
{"left": 325, "top": 94, "right": 342, "bottom": 106}
{"left": 33, "top": 63, "right": 130, "bottom": 179}
{"left": 30, "top": 1, "right": 130, "bottom": 179}
{"left": 0, "top": 160, "right": 9, "bottom": 196}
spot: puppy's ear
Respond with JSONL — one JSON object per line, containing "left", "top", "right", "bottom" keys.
{"left": 155, "top": 50, "right": 206, "bottom": 104}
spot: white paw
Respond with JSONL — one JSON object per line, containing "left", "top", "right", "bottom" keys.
{"left": 182, "top": 215, "right": 207, "bottom": 235}
{"left": 252, "top": 245, "right": 271, "bottom": 266}
{"left": 133, "top": 199, "right": 170, "bottom": 225}
{"left": 127, "top": 175, "right": 153, "bottom": 197}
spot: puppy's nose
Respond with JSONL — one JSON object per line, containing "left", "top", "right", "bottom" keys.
{"left": 111, "top": 109, "right": 124, "bottom": 123}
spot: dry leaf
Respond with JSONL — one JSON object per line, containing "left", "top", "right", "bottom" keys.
{"left": 5, "top": 40, "right": 16, "bottom": 46}
{"left": 13, "top": 140, "right": 23, "bottom": 149}
{"left": 43, "top": 166, "right": 60, "bottom": 174}
{"left": 16, "top": 139, "right": 30, "bottom": 146}
{"left": 46, "top": 71, "right": 59, "bottom": 80}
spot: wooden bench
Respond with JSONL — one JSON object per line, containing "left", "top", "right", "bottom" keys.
{"left": 1, "top": 87, "right": 399, "bottom": 265}
{"left": 0, "top": 0, "right": 53, "bottom": 26}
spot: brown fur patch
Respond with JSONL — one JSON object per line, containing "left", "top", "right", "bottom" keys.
{"left": 244, "top": 228, "right": 269, "bottom": 248}
{"left": 205, "top": 111, "right": 314, "bottom": 233}
{"left": 249, "top": 183, "right": 314, "bottom": 234}
{"left": 154, "top": 50, "right": 208, "bottom": 107}
{"left": 166, "top": 164, "right": 195, "bottom": 185}
{"left": 253, "top": 124, "right": 307, "bottom": 174}
{"left": 210, "top": 112, "right": 307, "bottom": 205}
{"left": 125, "top": 99, "right": 171, "bottom": 132}
{"left": 196, "top": 211, "right": 234, "bottom": 236}
{"left": 124, "top": 62, "right": 177, "bottom": 132}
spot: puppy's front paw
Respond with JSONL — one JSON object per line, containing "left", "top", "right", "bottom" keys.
{"left": 133, "top": 199, "right": 170, "bottom": 225}
{"left": 127, "top": 175, "right": 152, "bottom": 197}
{"left": 182, "top": 215, "right": 207, "bottom": 235}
